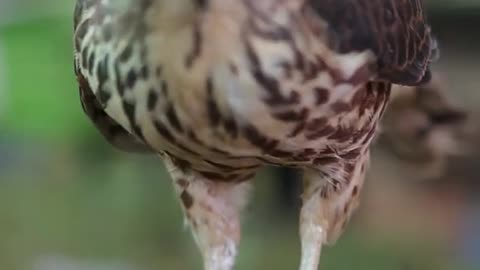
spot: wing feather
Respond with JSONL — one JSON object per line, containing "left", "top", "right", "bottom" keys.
{"left": 310, "top": 0, "right": 437, "bottom": 85}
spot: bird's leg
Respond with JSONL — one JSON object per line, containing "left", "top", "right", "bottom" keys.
{"left": 299, "top": 156, "right": 369, "bottom": 270}
{"left": 178, "top": 179, "right": 251, "bottom": 270}
{"left": 164, "top": 157, "right": 253, "bottom": 270}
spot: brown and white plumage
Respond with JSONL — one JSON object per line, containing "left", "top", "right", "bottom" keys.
{"left": 73, "top": 0, "right": 437, "bottom": 269}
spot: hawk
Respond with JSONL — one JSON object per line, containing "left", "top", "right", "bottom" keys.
{"left": 73, "top": 0, "right": 437, "bottom": 269}
{"left": 380, "top": 74, "right": 468, "bottom": 179}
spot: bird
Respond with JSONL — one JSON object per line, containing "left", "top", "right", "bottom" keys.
{"left": 271, "top": 72, "right": 469, "bottom": 218}
{"left": 73, "top": 1, "right": 437, "bottom": 269}
{"left": 379, "top": 74, "right": 468, "bottom": 180}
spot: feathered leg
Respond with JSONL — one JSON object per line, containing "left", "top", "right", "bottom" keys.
{"left": 164, "top": 157, "right": 253, "bottom": 270}
{"left": 299, "top": 154, "right": 369, "bottom": 270}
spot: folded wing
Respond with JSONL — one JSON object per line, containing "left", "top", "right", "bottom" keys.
{"left": 311, "top": 0, "right": 437, "bottom": 85}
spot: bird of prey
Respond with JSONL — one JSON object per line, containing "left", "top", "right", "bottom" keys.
{"left": 380, "top": 74, "right": 468, "bottom": 179}
{"left": 73, "top": 0, "right": 437, "bottom": 269}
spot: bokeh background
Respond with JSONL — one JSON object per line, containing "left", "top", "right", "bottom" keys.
{"left": 0, "top": 1, "right": 479, "bottom": 270}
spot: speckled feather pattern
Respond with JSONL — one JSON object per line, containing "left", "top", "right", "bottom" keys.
{"left": 73, "top": 0, "right": 436, "bottom": 269}
{"left": 74, "top": 0, "right": 392, "bottom": 178}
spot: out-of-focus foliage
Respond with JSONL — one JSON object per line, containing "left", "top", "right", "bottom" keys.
{"left": 0, "top": 17, "right": 88, "bottom": 141}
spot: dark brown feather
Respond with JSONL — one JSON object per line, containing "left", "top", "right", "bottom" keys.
{"left": 310, "top": 0, "right": 436, "bottom": 86}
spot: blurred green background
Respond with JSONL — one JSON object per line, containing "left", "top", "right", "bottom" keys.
{"left": 1, "top": 1, "right": 479, "bottom": 270}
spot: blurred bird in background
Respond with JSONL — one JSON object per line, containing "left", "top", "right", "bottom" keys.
{"left": 379, "top": 73, "right": 469, "bottom": 180}
{"left": 360, "top": 72, "right": 471, "bottom": 234}
{"left": 73, "top": 0, "right": 437, "bottom": 269}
